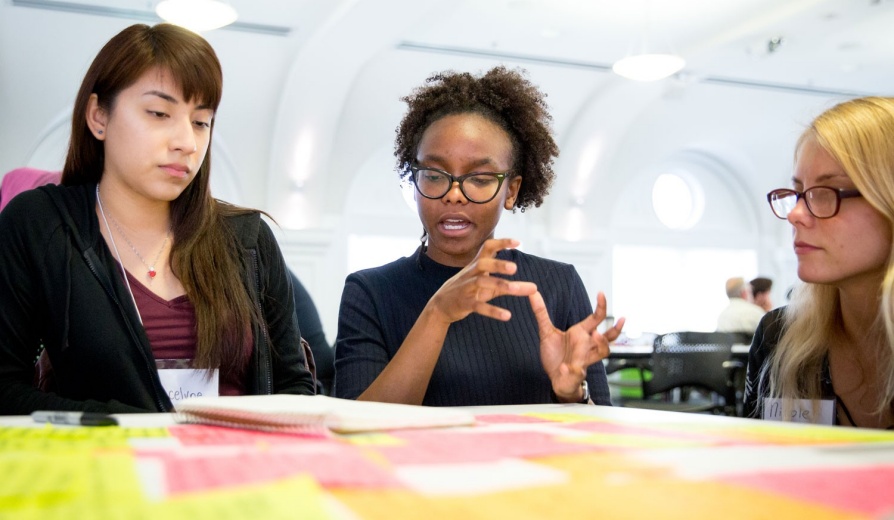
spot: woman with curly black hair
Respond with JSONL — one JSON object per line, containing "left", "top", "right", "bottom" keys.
{"left": 334, "top": 66, "right": 624, "bottom": 406}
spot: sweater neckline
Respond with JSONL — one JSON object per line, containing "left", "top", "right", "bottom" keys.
{"left": 414, "top": 246, "right": 463, "bottom": 276}
{"left": 412, "top": 245, "right": 516, "bottom": 275}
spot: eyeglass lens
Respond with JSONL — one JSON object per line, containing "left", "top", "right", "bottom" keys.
{"left": 769, "top": 187, "right": 840, "bottom": 219}
{"left": 414, "top": 169, "right": 503, "bottom": 203}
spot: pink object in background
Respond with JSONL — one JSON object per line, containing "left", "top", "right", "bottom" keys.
{"left": 0, "top": 167, "right": 61, "bottom": 212}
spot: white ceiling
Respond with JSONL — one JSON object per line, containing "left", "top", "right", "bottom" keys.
{"left": 9, "top": 0, "right": 894, "bottom": 95}
{"left": 261, "top": 0, "right": 883, "bottom": 96}
{"left": 2, "top": 0, "right": 893, "bottom": 205}
{"left": 399, "top": 0, "right": 894, "bottom": 96}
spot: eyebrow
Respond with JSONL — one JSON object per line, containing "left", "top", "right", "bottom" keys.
{"left": 791, "top": 171, "right": 850, "bottom": 185}
{"left": 143, "top": 90, "right": 213, "bottom": 111}
{"left": 418, "top": 154, "right": 504, "bottom": 170}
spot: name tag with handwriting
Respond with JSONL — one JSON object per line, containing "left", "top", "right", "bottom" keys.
{"left": 762, "top": 398, "right": 835, "bottom": 425}
{"left": 157, "top": 368, "right": 219, "bottom": 403}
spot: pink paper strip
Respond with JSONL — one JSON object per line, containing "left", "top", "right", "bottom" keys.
{"left": 722, "top": 465, "right": 894, "bottom": 515}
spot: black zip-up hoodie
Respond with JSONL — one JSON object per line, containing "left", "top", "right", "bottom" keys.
{"left": 0, "top": 183, "right": 314, "bottom": 414}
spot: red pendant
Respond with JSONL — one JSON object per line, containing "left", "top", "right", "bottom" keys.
{"left": 148, "top": 269, "right": 157, "bottom": 278}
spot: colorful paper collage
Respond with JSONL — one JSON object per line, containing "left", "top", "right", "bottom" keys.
{"left": 2, "top": 411, "right": 893, "bottom": 519}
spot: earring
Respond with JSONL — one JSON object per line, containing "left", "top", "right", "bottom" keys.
{"left": 97, "top": 130, "right": 103, "bottom": 135}
{"left": 415, "top": 230, "right": 429, "bottom": 270}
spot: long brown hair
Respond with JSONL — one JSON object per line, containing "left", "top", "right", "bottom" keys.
{"left": 63, "top": 23, "right": 256, "bottom": 376}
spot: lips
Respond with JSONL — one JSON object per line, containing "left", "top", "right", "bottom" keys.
{"left": 161, "top": 164, "right": 189, "bottom": 179}
{"left": 793, "top": 240, "right": 820, "bottom": 255}
{"left": 438, "top": 217, "right": 472, "bottom": 236}
{"left": 442, "top": 219, "right": 469, "bottom": 230}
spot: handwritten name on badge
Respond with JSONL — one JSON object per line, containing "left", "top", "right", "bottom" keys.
{"left": 762, "top": 398, "right": 835, "bottom": 425}
{"left": 157, "top": 368, "right": 219, "bottom": 402}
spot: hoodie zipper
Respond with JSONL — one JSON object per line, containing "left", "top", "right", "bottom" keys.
{"left": 250, "top": 249, "right": 273, "bottom": 394}
{"left": 46, "top": 184, "right": 168, "bottom": 412}
{"left": 82, "top": 251, "right": 169, "bottom": 412}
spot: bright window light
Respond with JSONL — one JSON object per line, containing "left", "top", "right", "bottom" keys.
{"left": 347, "top": 234, "right": 419, "bottom": 274}
{"left": 612, "top": 245, "right": 758, "bottom": 334}
{"left": 652, "top": 172, "right": 704, "bottom": 230}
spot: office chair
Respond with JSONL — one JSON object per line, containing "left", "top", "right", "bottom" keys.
{"left": 622, "top": 331, "right": 744, "bottom": 415}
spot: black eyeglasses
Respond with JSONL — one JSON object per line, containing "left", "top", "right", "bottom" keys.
{"left": 410, "top": 165, "right": 510, "bottom": 204}
{"left": 767, "top": 186, "right": 862, "bottom": 219}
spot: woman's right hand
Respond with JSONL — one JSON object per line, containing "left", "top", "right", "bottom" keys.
{"left": 427, "top": 238, "right": 538, "bottom": 324}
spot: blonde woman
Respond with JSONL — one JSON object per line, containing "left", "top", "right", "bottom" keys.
{"left": 743, "top": 97, "right": 894, "bottom": 429}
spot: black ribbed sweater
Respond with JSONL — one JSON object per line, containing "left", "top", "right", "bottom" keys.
{"left": 333, "top": 247, "right": 610, "bottom": 406}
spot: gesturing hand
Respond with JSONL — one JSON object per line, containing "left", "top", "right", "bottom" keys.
{"left": 530, "top": 291, "right": 625, "bottom": 402}
{"left": 427, "top": 238, "right": 538, "bottom": 325}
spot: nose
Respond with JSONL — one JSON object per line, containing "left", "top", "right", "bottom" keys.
{"left": 786, "top": 196, "right": 812, "bottom": 225}
{"left": 442, "top": 180, "right": 468, "bottom": 204}
{"left": 170, "top": 116, "right": 198, "bottom": 154}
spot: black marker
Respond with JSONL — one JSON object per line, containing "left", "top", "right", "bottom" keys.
{"left": 31, "top": 411, "right": 118, "bottom": 426}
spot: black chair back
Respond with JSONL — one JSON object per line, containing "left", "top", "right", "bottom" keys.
{"left": 643, "top": 331, "right": 740, "bottom": 408}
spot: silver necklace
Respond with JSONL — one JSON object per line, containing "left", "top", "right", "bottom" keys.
{"left": 96, "top": 184, "right": 142, "bottom": 325}
{"left": 95, "top": 185, "right": 170, "bottom": 283}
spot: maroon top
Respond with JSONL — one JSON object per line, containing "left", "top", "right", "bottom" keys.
{"left": 127, "top": 271, "right": 247, "bottom": 396}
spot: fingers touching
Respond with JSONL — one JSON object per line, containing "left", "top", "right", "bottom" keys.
{"left": 431, "top": 238, "right": 536, "bottom": 323}
{"left": 473, "top": 238, "right": 521, "bottom": 277}
{"left": 474, "top": 280, "right": 537, "bottom": 321}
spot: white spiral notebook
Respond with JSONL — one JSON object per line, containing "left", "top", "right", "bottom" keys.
{"left": 175, "top": 394, "right": 476, "bottom": 435}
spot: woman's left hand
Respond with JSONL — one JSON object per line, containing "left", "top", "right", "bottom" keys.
{"left": 529, "top": 291, "right": 625, "bottom": 402}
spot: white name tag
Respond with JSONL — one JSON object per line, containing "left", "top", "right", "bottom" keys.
{"left": 762, "top": 398, "right": 835, "bottom": 425}
{"left": 157, "top": 368, "right": 219, "bottom": 403}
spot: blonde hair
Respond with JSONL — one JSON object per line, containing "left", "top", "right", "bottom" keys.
{"left": 769, "top": 97, "right": 894, "bottom": 417}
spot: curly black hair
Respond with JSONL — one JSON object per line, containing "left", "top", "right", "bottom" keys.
{"left": 394, "top": 66, "right": 558, "bottom": 211}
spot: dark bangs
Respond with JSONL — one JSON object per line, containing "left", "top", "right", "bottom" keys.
{"left": 90, "top": 24, "right": 222, "bottom": 112}
{"left": 149, "top": 24, "right": 222, "bottom": 110}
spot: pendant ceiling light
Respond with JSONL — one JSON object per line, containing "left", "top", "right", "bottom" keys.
{"left": 612, "top": 53, "right": 686, "bottom": 82}
{"left": 156, "top": 0, "right": 238, "bottom": 32}
{"left": 612, "top": 2, "right": 685, "bottom": 82}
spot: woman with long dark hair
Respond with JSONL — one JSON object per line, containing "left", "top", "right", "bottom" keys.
{"left": 0, "top": 23, "right": 315, "bottom": 414}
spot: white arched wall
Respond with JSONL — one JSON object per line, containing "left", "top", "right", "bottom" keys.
{"left": 265, "top": 0, "right": 461, "bottom": 230}
{"left": 536, "top": 76, "right": 672, "bottom": 310}
{"left": 611, "top": 149, "right": 759, "bottom": 241}
{"left": 549, "top": 77, "right": 671, "bottom": 238}
{"left": 544, "top": 75, "right": 849, "bottom": 313}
